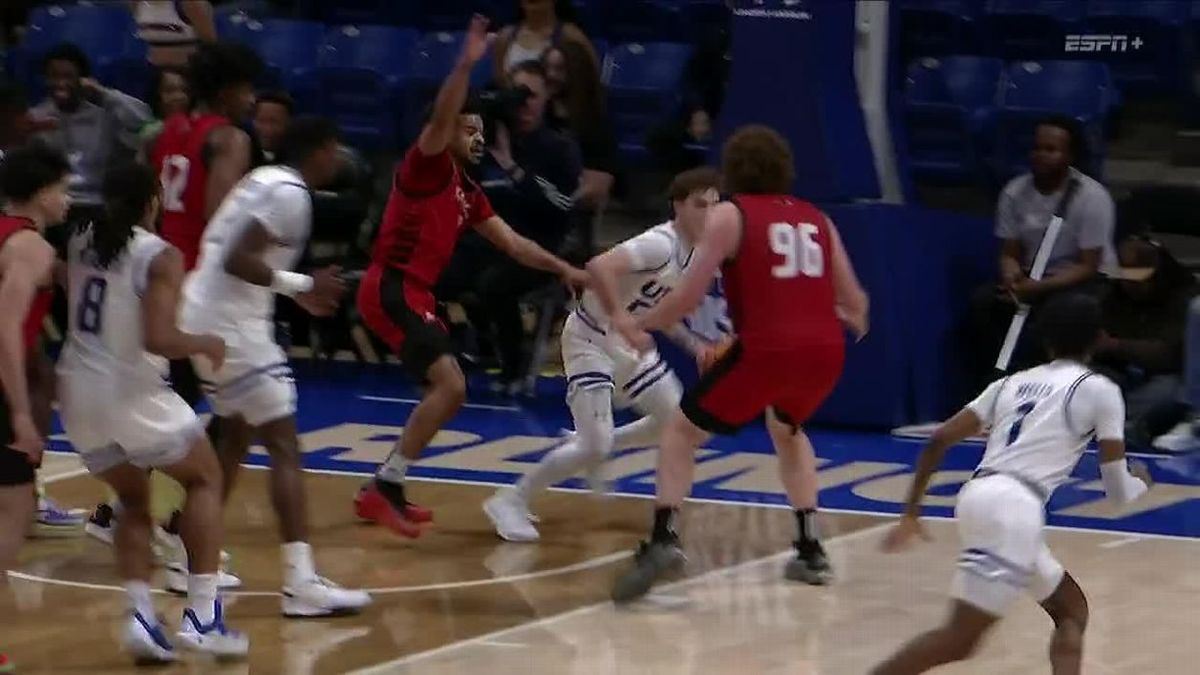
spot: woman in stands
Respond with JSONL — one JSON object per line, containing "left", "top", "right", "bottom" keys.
{"left": 493, "top": 0, "right": 598, "bottom": 84}
{"left": 139, "top": 67, "right": 191, "bottom": 159}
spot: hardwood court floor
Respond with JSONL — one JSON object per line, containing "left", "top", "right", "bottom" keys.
{"left": 6, "top": 459, "right": 1198, "bottom": 674}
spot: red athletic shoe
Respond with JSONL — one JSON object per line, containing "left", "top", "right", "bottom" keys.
{"left": 402, "top": 501, "right": 434, "bottom": 523}
{"left": 0, "top": 651, "right": 15, "bottom": 673}
{"left": 354, "top": 484, "right": 422, "bottom": 538}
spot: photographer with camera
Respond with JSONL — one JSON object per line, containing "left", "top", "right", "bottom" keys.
{"left": 440, "top": 60, "right": 581, "bottom": 393}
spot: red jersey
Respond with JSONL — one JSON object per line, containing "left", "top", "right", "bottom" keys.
{"left": 0, "top": 215, "right": 53, "bottom": 353}
{"left": 151, "top": 111, "right": 230, "bottom": 270}
{"left": 723, "top": 194, "right": 841, "bottom": 350}
{"left": 369, "top": 145, "right": 495, "bottom": 288}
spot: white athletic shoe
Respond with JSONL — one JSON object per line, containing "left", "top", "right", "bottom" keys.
{"left": 484, "top": 489, "right": 540, "bottom": 543}
{"left": 157, "top": 529, "right": 242, "bottom": 593}
{"left": 164, "top": 562, "right": 243, "bottom": 594}
{"left": 1153, "top": 421, "right": 1199, "bottom": 453}
{"left": 281, "top": 577, "right": 372, "bottom": 618}
{"left": 122, "top": 612, "right": 177, "bottom": 664}
{"left": 176, "top": 601, "right": 249, "bottom": 659}
{"left": 154, "top": 527, "right": 233, "bottom": 568}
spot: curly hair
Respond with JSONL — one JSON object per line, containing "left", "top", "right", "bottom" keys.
{"left": 720, "top": 125, "right": 794, "bottom": 195}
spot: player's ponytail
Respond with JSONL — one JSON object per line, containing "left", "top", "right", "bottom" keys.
{"left": 90, "top": 163, "right": 159, "bottom": 269}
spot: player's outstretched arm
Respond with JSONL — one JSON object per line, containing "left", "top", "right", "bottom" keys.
{"left": 418, "top": 15, "right": 490, "bottom": 157}
{"left": 638, "top": 202, "right": 740, "bottom": 333}
{"left": 205, "top": 125, "right": 252, "bottom": 221}
{"left": 474, "top": 215, "right": 587, "bottom": 286}
{"left": 827, "top": 219, "right": 869, "bottom": 341}
{"left": 0, "top": 231, "right": 54, "bottom": 459}
{"left": 142, "top": 245, "right": 224, "bottom": 366}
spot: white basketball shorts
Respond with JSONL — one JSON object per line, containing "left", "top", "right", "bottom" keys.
{"left": 560, "top": 311, "right": 681, "bottom": 410}
{"left": 952, "top": 473, "right": 1066, "bottom": 616}
{"left": 184, "top": 315, "right": 296, "bottom": 427}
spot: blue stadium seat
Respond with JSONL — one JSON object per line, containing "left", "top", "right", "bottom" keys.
{"left": 314, "top": 0, "right": 414, "bottom": 26}
{"left": 1083, "top": 1, "right": 1191, "bottom": 94}
{"left": 315, "top": 25, "right": 421, "bottom": 150}
{"left": 595, "top": 1, "right": 687, "bottom": 44}
{"left": 904, "top": 55, "right": 1004, "bottom": 181}
{"left": 233, "top": 19, "right": 323, "bottom": 90}
{"left": 683, "top": 0, "right": 732, "bottom": 49}
{"left": 14, "top": 3, "right": 143, "bottom": 101}
{"left": 416, "top": 0, "right": 490, "bottom": 31}
{"left": 994, "top": 60, "right": 1115, "bottom": 179}
{"left": 981, "top": 0, "right": 1084, "bottom": 59}
{"left": 401, "top": 31, "right": 494, "bottom": 142}
{"left": 899, "top": 0, "right": 985, "bottom": 61}
{"left": 603, "top": 41, "right": 693, "bottom": 162}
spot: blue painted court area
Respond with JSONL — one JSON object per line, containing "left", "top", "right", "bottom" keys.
{"left": 51, "top": 362, "right": 1200, "bottom": 540}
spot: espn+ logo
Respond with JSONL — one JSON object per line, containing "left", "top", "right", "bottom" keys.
{"left": 1064, "top": 34, "right": 1145, "bottom": 53}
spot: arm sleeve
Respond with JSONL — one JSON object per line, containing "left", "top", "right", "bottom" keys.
{"left": 1079, "top": 376, "right": 1126, "bottom": 441}
{"left": 396, "top": 145, "right": 453, "bottom": 196}
{"left": 618, "top": 229, "right": 674, "bottom": 272}
{"left": 250, "top": 185, "right": 311, "bottom": 243}
{"left": 1074, "top": 186, "right": 1116, "bottom": 252}
{"left": 508, "top": 134, "right": 580, "bottom": 215}
{"left": 965, "top": 379, "right": 1005, "bottom": 427}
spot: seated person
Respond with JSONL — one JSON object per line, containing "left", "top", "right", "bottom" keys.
{"left": 968, "top": 115, "right": 1116, "bottom": 389}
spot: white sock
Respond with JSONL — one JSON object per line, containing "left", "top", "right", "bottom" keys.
{"left": 187, "top": 573, "right": 218, "bottom": 625}
{"left": 282, "top": 541, "right": 317, "bottom": 586}
{"left": 125, "top": 580, "right": 156, "bottom": 620}
{"left": 376, "top": 451, "right": 410, "bottom": 485}
{"left": 517, "top": 388, "right": 613, "bottom": 501}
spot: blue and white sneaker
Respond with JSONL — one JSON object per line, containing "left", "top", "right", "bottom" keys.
{"left": 176, "top": 601, "right": 249, "bottom": 659}
{"left": 33, "top": 494, "right": 85, "bottom": 538}
{"left": 122, "top": 611, "right": 177, "bottom": 664}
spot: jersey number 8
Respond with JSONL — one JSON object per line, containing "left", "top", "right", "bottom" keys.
{"left": 76, "top": 276, "right": 108, "bottom": 334}
{"left": 768, "top": 222, "right": 823, "bottom": 279}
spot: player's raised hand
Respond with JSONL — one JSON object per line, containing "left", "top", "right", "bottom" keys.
{"left": 9, "top": 412, "right": 44, "bottom": 467}
{"left": 196, "top": 334, "right": 226, "bottom": 372}
{"left": 880, "top": 516, "right": 932, "bottom": 553}
{"left": 459, "top": 15, "right": 492, "bottom": 66}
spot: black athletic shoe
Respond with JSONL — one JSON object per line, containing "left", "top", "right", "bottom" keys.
{"left": 785, "top": 539, "right": 833, "bottom": 585}
{"left": 611, "top": 539, "right": 686, "bottom": 604}
{"left": 84, "top": 502, "right": 116, "bottom": 545}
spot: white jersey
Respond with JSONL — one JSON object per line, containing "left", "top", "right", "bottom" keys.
{"left": 183, "top": 165, "right": 311, "bottom": 335}
{"left": 575, "top": 221, "right": 695, "bottom": 335}
{"left": 58, "top": 226, "right": 171, "bottom": 390}
{"left": 967, "top": 360, "right": 1125, "bottom": 499}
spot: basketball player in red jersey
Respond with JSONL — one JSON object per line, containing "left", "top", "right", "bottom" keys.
{"left": 0, "top": 143, "right": 70, "bottom": 601}
{"left": 610, "top": 126, "right": 870, "bottom": 602}
{"left": 355, "top": 15, "right": 589, "bottom": 537}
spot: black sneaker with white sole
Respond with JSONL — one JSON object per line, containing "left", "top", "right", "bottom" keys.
{"left": 610, "top": 539, "right": 686, "bottom": 604}
{"left": 85, "top": 503, "right": 116, "bottom": 545}
{"left": 784, "top": 539, "right": 833, "bottom": 585}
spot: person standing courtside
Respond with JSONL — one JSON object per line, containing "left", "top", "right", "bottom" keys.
{"left": 354, "top": 15, "right": 588, "bottom": 538}
{"left": 610, "top": 126, "right": 870, "bottom": 602}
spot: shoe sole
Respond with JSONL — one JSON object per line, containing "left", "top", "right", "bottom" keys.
{"left": 784, "top": 561, "right": 833, "bottom": 586}
{"left": 354, "top": 496, "right": 422, "bottom": 538}
{"left": 84, "top": 523, "right": 114, "bottom": 545}
{"left": 175, "top": 639, "right": 249, "bottom": 660}
{"left": 281, "top": 604, "right": 365, "bottom": 619}
{"left": 611, "top": 553, "right": 684, "bottom": 604}
{"left": 482, "top": 499, "right": 539, "bottom": 543}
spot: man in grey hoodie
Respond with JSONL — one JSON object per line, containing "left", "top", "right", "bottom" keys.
{"left": 29, "top": 42, "right": 152, "bottom": 229}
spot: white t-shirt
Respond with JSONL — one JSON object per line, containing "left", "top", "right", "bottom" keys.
{"left": 576, "top": 221, "right": 695, "bottom": 331}
{"left": 183, "top": 165, "right": 311, "bottom": 335}
{"left": 58, "top": 226, "right": 171, "bottom": 390}
{"left": 968, "top": 360, "right": 1125, "bottom": 499}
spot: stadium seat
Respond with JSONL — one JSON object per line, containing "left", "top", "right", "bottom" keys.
{"left": 898, "top": 0, "right": 986, "bottom": 61}
{"left": 233, "top": 19, "right": 323, "bottom": 89}
{"left": 14, "top": 3, "right": 143, "bottom": 99}
{"left": 981, "top": 0, "right": 1084, "bottom": 59}
{"left": 314, "top": 0, "right": 408, "bottom": 26}
{"left": 603, "top": 41, "right": 693, "bottom": 162}
{"left": 1083, "top": 1, "right": 1191, "bottom": 95}
{"left": 904, "top": 55, "right": 1004, "bottom": 181}
{"left": 416, "top": 0, "right": 490, "bottom": 31}
{"left": 994, "top": 60, "right": 1115, "bottom": 179}
{"left": 404, "top": 30, "right": 494, "bottom": 139}
{"left": 315, "top": 25, "right": 420, "bottom": 149}
{"left": 595, "top": 1, "right": 687, "bottom": 44}
{"left": 683, "top": 0, "right": 732, "bottom": 47}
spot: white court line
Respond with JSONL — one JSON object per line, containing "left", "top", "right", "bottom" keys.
{"left": 348, "top": 520, "right": 897, "bottom": 674}
{"left": 1099, "top": 535, "right": 1143, "bottom": 549}
{"left": 358, "top": 394, "right": 521, "bottom": 412}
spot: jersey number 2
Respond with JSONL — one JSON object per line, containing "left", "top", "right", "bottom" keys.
{"left": 160, "top": 155, "right": 191, "bottom": 213}
{"left": 76, "top": 277, "right": 108, "bottom": 334}
{"left": 1006, "top": 401, "right": 1037, "bottom": 446}
{"left": 768, "top": 222, "right": 823, "bottom": 279}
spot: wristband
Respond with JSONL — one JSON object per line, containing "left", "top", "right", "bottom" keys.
{"left": 270, "top": 270, "right": 313, "bottom": 297}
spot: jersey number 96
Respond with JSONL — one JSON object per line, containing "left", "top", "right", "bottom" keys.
{"left": 768, "top": 222, "right": 823, "bottom": 279}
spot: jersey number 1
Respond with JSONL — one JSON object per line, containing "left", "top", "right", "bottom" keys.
{"left": 76, "top": 276, "right": 108, "bottom": 334}
{"left": 768, "top": 222, "right": 823, "bottom": 279}
{"left": 160, "top": 155, "right": 191, "bottom": 213}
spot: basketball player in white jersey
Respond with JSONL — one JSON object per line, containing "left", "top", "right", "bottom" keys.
{"left": 873, "top": 293, "right": 1153, "bottom": 675}
{"left": 179, "top": 116, "right": 370, "bottom": 617}
{"left": 484, "top": 168, "right": 722, "bottom": 542}
{"left": 57, "top": 162, "right": 247, "bottom": 661}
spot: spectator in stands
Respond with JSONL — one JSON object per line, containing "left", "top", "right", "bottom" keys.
{"left": 439, "top": 60, "right": 581, "bottom": 392}
{"left": 493, "top": 0, "right": 598, "bottom": 85}
{"left": 967, "top": 115, "right": 1116, "bottom": 389}
{"left": 30, "top": 44, "right": 152, "bottom": 231}
{"left": 129, "top": 0, "right": 217, "bottom": 68}
{"left": 1094, "top": 237, "right": 1196, "bottom": 447}
{"left": 543, "top": 42, "right": 616, "bottom": 212}
{"left": 138, "top": 66, "right": 191, "bottom": 156}
{"left": 252, "top": 90, "right": 294, "bottom": 165}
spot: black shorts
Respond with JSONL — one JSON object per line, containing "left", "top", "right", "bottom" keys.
{"left": 0, "top": 396, "right": 36, "bottom": 486}
{"left": 357, "top": 266, "right": 454, "bottom": 381}
{"left": 169, "top": 357, "right": 204, "bottom": 407}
